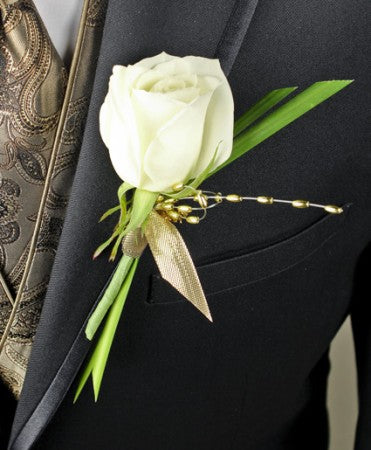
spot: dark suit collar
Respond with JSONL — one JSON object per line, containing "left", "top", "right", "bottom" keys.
{"left": 9, "top": 0, "right": 259, "bottom": 448}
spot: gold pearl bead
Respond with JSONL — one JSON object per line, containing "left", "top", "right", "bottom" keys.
{"left": 186, "top": 215, "right": 200, "bottom": 224}
{"left": 162, "top": 203, "right": 173, "bottom": 211}
{"left": 257, "top": 196, "right": 274, "bottom": 204}
{"left": 167, "top": 210, "right": 180, "bottom": 221}
{"left": 172, "top": 182, "right": 184, "bottom": 192}
{"left": 199, "top": 194, "right": 208, "bottom": 209}
{"left": 324, "top": 205, "right": 343, "bottom": 214}
{"left": 292, "top": 200, "right": 309, "bottom": 208}
{"left": 177, "top": 205, "right": 192, "bottom": 215}
{"left": 214, "top": 193, "right": 223, "bottom": 203}
{"left": 226, "top": 194, "right": 242, "bottom": 203}
{"left": 194, "top": 192, "right": 208, "bottom": 208}
{"left": 156, "top": 195, "right": 164, "bottom": 203}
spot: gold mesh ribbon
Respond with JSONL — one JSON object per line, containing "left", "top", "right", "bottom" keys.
{"left": 122, "top": 211, "right": 212, "bottom": 322}
{"left": 122, "top": 228, "right": 148, "bottom": 258}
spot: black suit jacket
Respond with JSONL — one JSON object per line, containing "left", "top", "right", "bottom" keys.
{"left": 2, "top": 0, "right": 370, "bottom": 448}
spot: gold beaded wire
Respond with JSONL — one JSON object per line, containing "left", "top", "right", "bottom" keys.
{"left": 154, "top": 184, "right": 343, "bottom": 224}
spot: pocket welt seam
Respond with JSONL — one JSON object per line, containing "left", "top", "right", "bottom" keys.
{"left": 147, "top": 203, "right": 351, "bottom": 304}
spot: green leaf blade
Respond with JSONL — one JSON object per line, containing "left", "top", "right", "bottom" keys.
{"left": 233, "top": 87, "right": 297, "bottom": 137}
{"left": 92, "top": 231, "right": 119, "bottom": 260}
{"left": 99, "top": 205, "right": 120, "bottom": 222}
{"left": 73, "top": 348, "right": 96, "bottom": 403}
{"left": 211, "top": 80, "right": 353, "bottom": 177}
{"left": 117, "top": 181, "right": 133, "bottom": 223}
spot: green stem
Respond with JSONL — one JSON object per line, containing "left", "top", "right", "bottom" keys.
{"left": 74, "top": 258, "right": 139, "bottom": 402}
{"left": 86, "top": 254, "right": 135, "bottom": 340}
{"left": 92, "top": 258, "right": 139, "bottom": 400}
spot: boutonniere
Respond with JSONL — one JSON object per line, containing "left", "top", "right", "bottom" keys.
{"left": 74, "top": 52, "right": 352, "bottom": 401}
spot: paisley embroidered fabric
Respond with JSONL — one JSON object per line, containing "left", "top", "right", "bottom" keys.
{"left": 0, "top": 0, "right": 107, "bottom": 397}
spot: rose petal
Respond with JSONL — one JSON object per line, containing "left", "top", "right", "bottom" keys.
{"left": 135, "top": 51, "right": 174, "bottom": 70}
{"left": 192, "top": 79, "right": 234, "bottom": 177}
{"left": 142, "top": 92, "right": 214, "bottom": 192}
{"left": 100, "top": 53, "right": 234, "bottom": 191}
{"left": 99, "top": 69, "right": 143, "bottom": 186}
{"left": 152, "top": 55, "right": 224, "bottom": 80}
{"left": 131, "top": 89, "right": 186, "bottom": 155}
{"left": 162, "top": 86, "right": 200, "bottom": 103}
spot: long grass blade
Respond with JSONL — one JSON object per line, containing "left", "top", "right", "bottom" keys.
{"left": 73, "top": 347, "right": 96, "bottom": 403}
{"left": 233, "top": 87, "right": 297, "bottom": 137}
{"left": 210, "top": 80, "right": 353, "bottom": 177}
{"left": 91, "top": 258, "right": 139, "bottom": 401}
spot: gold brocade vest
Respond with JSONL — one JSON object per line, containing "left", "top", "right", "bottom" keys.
{"left": 0, "top": 0, "right": 106, "bottom": 397}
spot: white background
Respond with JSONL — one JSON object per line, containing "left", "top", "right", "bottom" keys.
{"left": 328, "top": 317, "right": 358, "bottom": 450}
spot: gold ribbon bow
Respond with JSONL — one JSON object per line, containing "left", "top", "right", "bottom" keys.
{"left": 122, "top": 211, "right": 212, "bottom": 322}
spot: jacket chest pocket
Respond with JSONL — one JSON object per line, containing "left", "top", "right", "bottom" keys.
{"left": 146, "top": 204, "right": 350, "bottom": 306}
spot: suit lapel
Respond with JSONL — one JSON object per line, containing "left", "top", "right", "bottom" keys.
{"left": 9, "top": 0, "right": 259, "bottom": 448}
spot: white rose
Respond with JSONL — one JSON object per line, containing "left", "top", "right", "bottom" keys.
{"left": 99, "top": 52, "right": 234, "bottom": 192}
